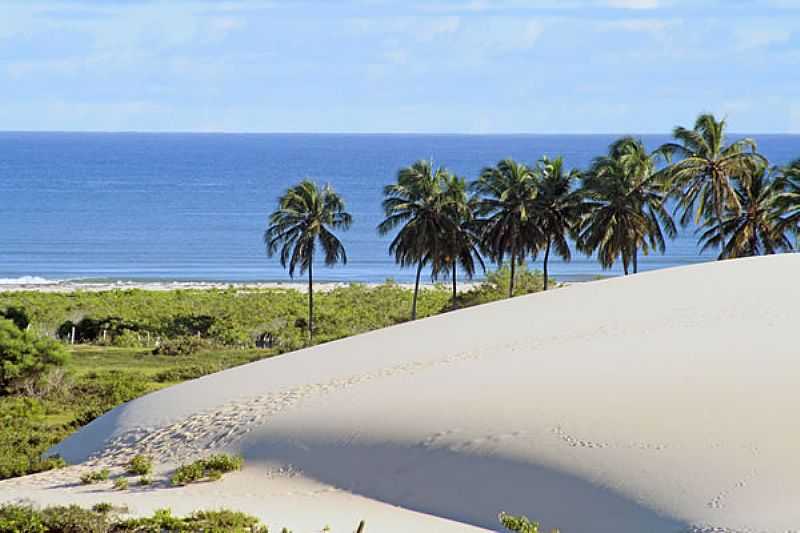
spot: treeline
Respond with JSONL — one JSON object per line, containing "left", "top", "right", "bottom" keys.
{"left": 266, "top": 113, "right": 800, "bottom": 335}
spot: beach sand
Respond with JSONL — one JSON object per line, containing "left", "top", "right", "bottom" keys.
{"left": 2, "top": 255, "right": 798, "bottom": 532}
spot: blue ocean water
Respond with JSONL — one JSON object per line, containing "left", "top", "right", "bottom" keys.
{"left": 1, "top": 132, "right": 798, "bottom": 283}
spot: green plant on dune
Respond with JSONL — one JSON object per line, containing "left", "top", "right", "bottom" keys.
{"left": 80, "top": 468, "right": 110, "bottom": 485}
{"left": 170, "top": 453, "right": 243, "bottom": 486}
{"left": 0, "top": 318, "right": 69, "bottom": 396}
{"left": 499, "top": 512, "right": 559, "bottom": 533}
{"left": 125, "top": 454, "right": 153, "bottom": 476}
{"left": 264, "top": 180, "right": 353, "bottom": 342}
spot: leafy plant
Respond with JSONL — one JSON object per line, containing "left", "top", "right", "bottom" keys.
{"left": 0, "top": 319, "right": 69, "bottom": 395}
{"left": 79, "top": 468, "right": 110, "bottom": 485}
{"left": 125, "top": 454, "right": 153, "bottom": 476}
{"left": 498, "top": 512, "right": 560, "bottom": 533}
{"left": 170, "top": 453, "right": 243, "bottom": 486}
{"left": 112, "top": 477, "right": 129, "bottom": 490}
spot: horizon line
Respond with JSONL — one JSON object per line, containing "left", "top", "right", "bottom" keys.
{"left": 2, "top": 129, "right": 798, "bottom": 136}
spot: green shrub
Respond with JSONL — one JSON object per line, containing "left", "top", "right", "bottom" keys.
{"left": 70, "top": 371, "right": 150, "bottom": 426}
{"left": 498, "top": 512, "right": 559, "bottom": 533}
{"left": 0, "top": 504, "right": 269, "bottom": 533}
{"left": 0, "top": 307, "right": 30, "bottom": 331}
{"left": 112, "top": 477, "right": 129, "bottom": 490}
{"left": 0, "top": 397, "right": 68, "bottom": 479}
{"left": 0, "top": 319, "right": 69, "bottom": 395}
{"left": 126, "top": 454, "right": 153, "bottom": 476}
{"left": 80, "top": 468, "right": 110, "bottom": 484}
{"left": 170, "top": 454, "right": 243, "bottom": 486}
{"left": 138, "top": 475, "right": 151, "bottom": 486}
{"left": 111, "top": 330, "right": 144, "bottom": 348}
{"left": 152, "top": 336, "right": 212, "bottom": 356}
{"left": 153, "top": 364, "right": 220, "bottom": 383}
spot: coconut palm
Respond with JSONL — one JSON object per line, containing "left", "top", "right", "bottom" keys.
{"left": 472, "top": 159, "right": 541, "bottom": 297}
{"left": 579, "top": 137, "right": 675, "bottom": 275}
{"left": 378, "top": 160, "right": 455, "bottom": 320}
{"left": 432, "top": 173, "right": 485, "bottom": 305}
{"left": 531, "top": 156, "right": 586, "bottom": 290}
{"left": 659, "top": 113, "right": 765, "bottom": 254}
{"left": 608, "top": 137, "right": 676, "bottom": 273}
{"left": 774, "top": 158, "right": 800, "bottom": 240}
{"left": 264, "top": 180, "right": 352, "bottom": 341}
{"left": 698, "top": 164, "right": 792, "bottom": 258}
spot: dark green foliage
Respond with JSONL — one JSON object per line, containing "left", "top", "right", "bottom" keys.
{"left": 153, "top": 363, "right": 221, "bottom": 383}
{"left": 126, "top": 454, "right": 153, "bottom": 476}
{"left": 455, "top": 264, "right": 546, "bottom": 308}
{"left": 0, "top": 319, "right": 69, "bottom": 395}
{"left": 0, "top": 307, "right": 30, "bottom": 331}
{"left": 0, "top": 505, "right": 269, "bottom": 533}
{"left": 170, "top": 454, "right": 243, "bottom": 486}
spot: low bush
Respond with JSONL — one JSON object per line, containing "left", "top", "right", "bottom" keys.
{"left": 499, "top": 512, "right": 559, "bottom": 533}
{"left": 125, "top": 454, "right": 153, "bottom": 476}
{"left": 80, "top": 468, "right": 110, "bottom": 485}
{"left": 0, "top": 397, "right": 68, "bottom": 479}
{"left": 70, "top": 371, "right": 151, "bottom": 426}
{"left": 153, "top": 336, "right": 212, "bottom": 356}
{"left": 0, "top": 319, "right": 69, "bottom": 395}
{"left": 138, "top": 475, "right": 151, "bottom": 486}
{"left": 153, "top": 364, "right": 220, "bottom": 383}
{"left": 170, "top": 453, "right": 243, "bottom": 486}
{"left": 112, "top": 477, "right": 129, "bottom": 490}
{"left": 0, "top": 504, "right": 269, "bottom": 533}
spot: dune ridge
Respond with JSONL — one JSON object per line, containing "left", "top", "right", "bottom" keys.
{"left": 3, "top": 255, "right": 799, "bottom": 532}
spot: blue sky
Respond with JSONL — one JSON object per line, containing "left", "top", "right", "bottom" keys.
{"left": 1, "top": 0, "right": 799, "bottom": 133}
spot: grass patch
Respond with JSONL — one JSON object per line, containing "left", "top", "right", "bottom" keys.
{"left": 79, "top": 468, "right": 109, "bottom": 485}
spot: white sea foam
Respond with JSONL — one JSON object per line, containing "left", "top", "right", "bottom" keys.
{"left": 0, "top": 276, "right": 59, "bottom": 285}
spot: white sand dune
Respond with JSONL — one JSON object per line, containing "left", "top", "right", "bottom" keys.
{"left": 3, "top": 255, "right": 799, "bottom": 532}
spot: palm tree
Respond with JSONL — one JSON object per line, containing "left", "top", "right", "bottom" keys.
{"left": 432, "top": 173, "right": 485, "bottom": 305}
{"left": 698, "top": 163, "right": 792, "bottom": 258}
{"left": 472, "top": 159, "right": 541, "bottom": 297}
{"left": 774, "top": 159, "right": 800, "bottom": 241}
{"left": 378, "top": 160, "right": 454, "bottom": 320}
{"left": 531, "top": 156, "right": 585, "bottom": 290}
{"left": 264, "top": 180, "right": 352, "bottom": 341}
{"left": 579, "top": 137, "right": 675, "bottom": 274}
{"left": 659, "top": 113, "right": 765, "bottom": 254}
{"left": 579, "top": 158, "right": 647, "bottom": 274}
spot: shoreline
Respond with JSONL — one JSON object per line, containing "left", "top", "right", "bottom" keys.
{"left": 0, "top": 279, "right": 486, "bottom": 294}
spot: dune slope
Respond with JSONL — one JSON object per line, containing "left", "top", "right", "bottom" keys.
{"left": 3, "top": 255, "right": 799, "bottom": 532}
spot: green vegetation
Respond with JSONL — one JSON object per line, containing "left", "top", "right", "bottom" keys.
{"left": 170, "top": 453, "right": 244, "bottom": 486}
{"left": 126, "top": 454, "right": 153, "bottom": 476}
{"left": 0, "top": 504, "right": 270, "bottom": 532}
{"left": 0, "top": 318, "right": 69, "bottom": 395}
{"left": 112, "top": 477, "right": 129, "bottom": 490}
{"left": 499, "top": 512, "right": 559, "bottom": 533}
{"left": 264, "top": 179, "right": 353, "bottom": 341}
{"left": 80, "top": 468, "right": 110, "bottom": 484}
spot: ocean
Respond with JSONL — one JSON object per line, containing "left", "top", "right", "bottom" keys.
{"left": 1, "top": 132, "right": 798, "bottom": 284}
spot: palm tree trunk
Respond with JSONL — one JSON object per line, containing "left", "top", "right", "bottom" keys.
{"left": 509, "top": 247, "right": 516, "bottom": 298}
{"left": 411, "top": 261, "right": 423, "bottom": 320}
{"left": 543, "top": 238, "right": 551, "bottom": 290}
{"left": 451, "top": 262, "right": 457, "bottom": 306}
{"left": 623, "top": 260, "right": 629, "bottom": 276}
{"left": 633, "top": 248, "right": 638, "bottom": 274}
{"left": 307, "top": 260, "right": 313, "bottom": 342}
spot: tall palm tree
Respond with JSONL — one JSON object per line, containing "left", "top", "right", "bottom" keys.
{"left": 531, "top": 155, "right": 585, "bottom": 290}
{"left": 432, "top": 173, "right": 485, "bottom": 305}
{"left": 579, "top": 157, "right": 647, "bottom": 274}
{"left": 608, "top": 137, "right": 676, "bottom": 273}
{"left": 472, "top": 159, "right": 540, "bottom": 297}
{"left": 659, "top": 113, "right": 765, "bottom": 254}
{"left": 774, "top": 159, "right": 800, "bottom": 241}
{"left": 378, "top": 160, "right": 454, "bottom": 320}
{"left": 698, "top": 163, "right": 792, "bottom": 258}
{"left": 264, "top": 180, "right": 352, "bottom": 341}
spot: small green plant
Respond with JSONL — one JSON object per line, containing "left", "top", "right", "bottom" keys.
{"left": 170, "top": 453, "right": 243, "bottom": 486}
{"left": 125, "top": 454, "right": 153, "bottom": 476}
{"left": 138, "top": 475, "right": 151, "bottom": 486}
{"left": 112, "top": 477, "right": 128, "bottom": 490}
{"left": 499, "top": 512, "right": 559, "bottom": 533}
{"left": 80, "top": 468, "right": 110, "bottom": 485}
{"left": 91, "top": 502, "right": 113, "bottom": 514}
